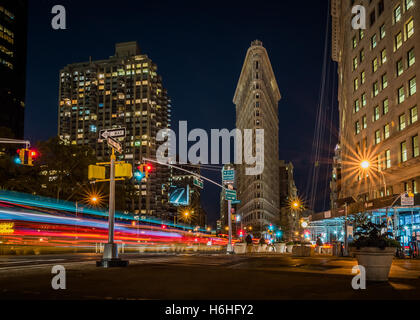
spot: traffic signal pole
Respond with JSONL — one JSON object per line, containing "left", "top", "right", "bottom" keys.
{"left": 108, "top": 148, "right": 116, "bottom": 246}
{"left": 97, "top": 148, "right": 128, "bottom": 268}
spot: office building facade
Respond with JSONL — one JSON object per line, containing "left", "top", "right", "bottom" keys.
{"left": 234, "top": 40, "right": 281, "bottom": 234}
{"left": 332, "top": 0, "right": 420, "bottom": 206}
{"left": 0, "top": 0, "right": 27, "bottom": 139}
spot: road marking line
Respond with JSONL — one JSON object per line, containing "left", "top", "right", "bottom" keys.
{"left": 389, "top": 282, "right": 415, "bottom": 290}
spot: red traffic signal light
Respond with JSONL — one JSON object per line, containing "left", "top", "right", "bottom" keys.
{"left": 29, "top": 150, "right": 38, "bottom": 158}
{"left": 145, "top": 164, "right": 152, "bottom": 172}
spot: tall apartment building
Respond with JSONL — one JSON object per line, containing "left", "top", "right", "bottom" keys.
{"left": 332, "top": 0, "right": 419, "bottom": 211}
{"left": 0, "top": 0, "right": 27, "bottom": 139}
{"left": 58, "top": 42, "right": 171, "bottom": 218}
{"left": 234, "top": 40, "right": 281, "bottom": 234}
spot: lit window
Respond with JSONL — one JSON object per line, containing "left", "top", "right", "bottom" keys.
{"left": 385, "top": 150, "right": 391, "bottom": 168}
{"left": 381, "top": 49, "right": 387, "bottom": 64}
{"left": 353, "top": 57, "right": 358, "bottom": 70}
{"left": 374, "top": 106, "right": 380, "bottom": 121}
{"left": 401, "top": 141, "right": 408, "bottom": 162}
{"left": 406, "top": 0, "right": 414, "bottom": 10}
{"left": 383, "top": 98, "right": 389, "bottom": 114}
{"left": 371, "top": 34, "right": 377, "bottom": 49}
{"left": 399, "top": 113, "right": 406, "bottom": 130}
{"left": 352, "top": 36, "right": 357, "bottom": 49}
{"left": 362, "top": 93, "right": 367, "bottom": 107}
{"left": 394, "top": 5, "right": 401, "bottom": 23}
{"left": 375, "top": 130, "right": 381, "bottom": 144}
{"left": 380, "top": 24, "right": 386, "bottom": 39}
{"left": 409, "top": 77, "right": 416, "bottom": 96}
{"left": 398, "top": 86, "right": 405, "bottom": 103}
{"left": 355, "top": 121, "right": 361, "bottom": 135}
{"left": 406, "top": 19, "right": 414, "bottom": 38}
{"left": 361, "top": 71, "right": 366, "bottom": 84}
{"left": 410, "top": 106, "right": 418, "bottom": 123}
{"left": 382, "top": 74, "right": 388, "bottom": 89}
{"left": 354, "top": 78, "right": 359, "bottom": 91}
{"left": 413, "top": 135, "right": 419, "bottom": 157}
{"left": 362, "top": 115, "right": 367, "bottom": 129}
{"left": 372, "top": 58, "right": 378, "bottom": 72}
{"left": 359, "top": 29, "right": 364, "bottom": 40}
{"left": 408, "top": 48, "right": 415, "bottom": 67}
{"left": 397, "top": 59, "right": 404, "bottom": 76}
{"left": 395, "top": 32, "right": 403, "bottom": 50}
{"left": 384, "top": 124, "right": 390, "bottom": 139}
{"left": 373, "top": 81, "right": 379, "bottom": 96}
{"left": 354, "top": 99, "right": 360, "bottom": 113}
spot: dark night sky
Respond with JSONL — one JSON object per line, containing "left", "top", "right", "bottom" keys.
{"left": 24, "top": 0, "right": 335, "bottom": 226}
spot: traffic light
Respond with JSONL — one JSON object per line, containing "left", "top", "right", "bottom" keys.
{"left": 134, "top": 163, "right": 153, "bottom": 182}
{"left": 16, "top": 148, "right": 38, "bottom": 166}
{"left": 134, "top": 168, "right": 145, "bottom": 182}
{"left": 144, "top": 164, "right": 152, "bottom": 178}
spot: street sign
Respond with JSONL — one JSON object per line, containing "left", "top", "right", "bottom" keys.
{"left": 193, "top": 177, "right": 204, "bottom": 189}
{"left": 107, "top": 136, "right": 122, "bottom": 153}
{"left": 222, "top": 169, "right": 235, "bottom": 184}
{"left": 100, "top": 127, "right": 126, "bottom": 140}
{"left": 225, "top": 189, "right": 237, "bottom": 201}
{"left": 401, "top": 192, "right": 415, "bottom": 206}
{"left": 232, "top": 199, "right": 241, "bottom": 205}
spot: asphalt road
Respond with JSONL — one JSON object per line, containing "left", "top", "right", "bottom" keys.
{"left": 1, "top": 253, "right": 420, "bottom": 300}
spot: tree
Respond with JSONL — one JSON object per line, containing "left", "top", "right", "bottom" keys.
{"left": 2, "top": 137, "right": 96, "bottom": 201}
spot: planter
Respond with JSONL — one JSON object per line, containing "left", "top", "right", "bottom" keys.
{"left": 233, "top": 243, "right": 247, "bottom": 254}
{"left": 286, "top": 245, "right": 294, "bottom": 253}
{"left": 352, "top": 247, "right": 396, "bottom": 281}
{"left": 246, "top": 244, "right": 253, "bottom": 253}
{"left": 258, "top": 244, "right": 267, "bottom": 253}
{"left": 292, "top": 245, "right": 314, "bottom": 257}
{"left": 274, "top": 243, "right": 286, "bottom": 254}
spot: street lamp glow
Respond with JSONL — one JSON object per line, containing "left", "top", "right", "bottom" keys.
{"left": 360, "top": 160, "right": 370, "bottom": 169}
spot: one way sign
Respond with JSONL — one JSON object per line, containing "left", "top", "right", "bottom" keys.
{"left": 99, "top": 128, "right": 126, "bottom": 140}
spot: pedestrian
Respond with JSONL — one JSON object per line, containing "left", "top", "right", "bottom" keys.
{"left": 259, "top": 237, "right": 266, "bottom": 245}
{"left": 245, "top": 234, "right": 253, "bottom": 245}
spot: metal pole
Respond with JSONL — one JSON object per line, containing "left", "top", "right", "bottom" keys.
{"left": 101, "top": 148, "right": 119, "bottom": 262}
{"left": 108, "top": 148, "right": 116, "bottom": 244}
{"left": 227, "top": 200, "right": 233, "bottom": 253}
{"left": 344, "top": 203, "right": 348, "bottom": 256}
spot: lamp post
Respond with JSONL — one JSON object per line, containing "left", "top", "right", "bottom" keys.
{"left": 291, "top": 200, "right": 301, "bottom": 241}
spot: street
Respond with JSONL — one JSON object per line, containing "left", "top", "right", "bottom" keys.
{"left": 1, "top": 253, "right": 420, "bottom": 300}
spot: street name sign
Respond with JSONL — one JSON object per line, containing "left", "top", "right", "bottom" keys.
{"left": 222, "top": 169, "right": 235, "bottom": 184}
{"left": 225, "top": 189, "right": 237, "bottom": 201}
{"left": 107, "top": 136, "right": 122, "bottom": 153}
{"left": 193, "top": 177, "right": 204, "bottom": 189}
